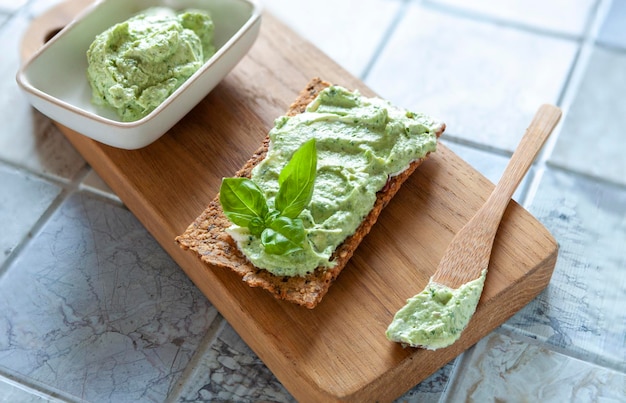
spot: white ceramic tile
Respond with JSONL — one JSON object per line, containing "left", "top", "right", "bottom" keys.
{"left": 366, "top": 3, "right": 577, "bottom": 152}
{"left": 550, "top": 46, "right": 626, "bottom": 186}
{"left": 261, "top": 0, "right": 402, "bottom": 78}
{"left": 0, "top": 192, "right": 218, "bottom": 402}
{"left": 0, "top": 6, "right": 85, "bottom": 181}
{"left": 0, "top": 164, "right": 61, "bottom": 267}
{"left": 427, "top": 0, "right": 597, "bottom": 36}
{"left": 507, "top": 168, "right": 626, "bottom": 371}
{"left": 445, "top": 331, "right": 626, "bottom": 402}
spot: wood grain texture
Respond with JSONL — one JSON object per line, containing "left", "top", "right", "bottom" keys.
{"left": 175, "top": 77, "right": 445, "bottom": 309}
{"left": 21, "top": 2, "right": 559, "bottom": 401}
{"left": 432, "top": 104, "right": 562, "bottom": 288}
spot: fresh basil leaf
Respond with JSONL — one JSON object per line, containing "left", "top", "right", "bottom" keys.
{"left": 271, "top": 216, "right": 306, "bottom": 245}
{"left": 248, "top": 217, "right": 265, "bottom": 237}
{"left": 220, "top": 140, "right": 317, "bottom": 256}
{"left": 275, "top": 139, "right": 317, "bottom": 219}
{"left": 219, "top": 178, "right": 269, "bottom": 228}
{"left": 261, "top": 216, "right": 306, "bottom": 255}
{"left": 264, "top": 209, "right": 281, "bottom": 223}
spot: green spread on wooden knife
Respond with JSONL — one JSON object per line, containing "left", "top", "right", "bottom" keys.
{"left": 386, "top": 269, "right": 487, "bottom": 350}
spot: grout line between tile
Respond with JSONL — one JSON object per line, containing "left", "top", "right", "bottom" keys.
{"left": 421, "top": 0, "right": 586, "bottom": 42}
{"left": 0, "top": 368, "right": 83, "bottom": 403}
{"left": 442, "top": 137, "right": 514, "bottom": 159}
{"left": 521, "top": 0, "right": 614, "bottom": 209}
{"left": 0, "top": 190, "right": 66, "bottom": 278}
{"left": 0, "top": 163, "right": 91, "bottom": 278}
{"left": 6, "top": 1, "right": 622, "bottom": 402}
{"left": 546, "top": 161, "right": 626, "bottom": 190}
{"left": 500, "top": 324, "right": 626, "bottom": 375}
{"left": 164, "top": 315, "right": 227, "bottom": 403}
{"left": 0, "top": 157, "right": 73, "bottom": 187}
{"left": 360, "top": 0, "right": 411, "bottom": 81}
{"left": 441, "top": 324, "right": 626, "bottom": 403}
{"left": 441, "top": 2, "right": 617, "bottom": 396}
{"left": 594, "top": 40, "right": 626, "bottom": 55}
{"left": 436, "top": 354, "right": 465, "bottom": 403}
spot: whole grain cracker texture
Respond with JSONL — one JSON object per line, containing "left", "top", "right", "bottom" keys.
{"left": 176, "top": 77, "right": 445, "bottom": 308}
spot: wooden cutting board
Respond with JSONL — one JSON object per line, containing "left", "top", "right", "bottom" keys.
{"left": 21, "top": 1, "right": 558, "bottom": 401}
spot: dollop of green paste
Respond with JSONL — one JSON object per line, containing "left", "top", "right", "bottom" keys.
{"left": 226, "top": 85, "right": 443, "bottom": 276}
{"left": 87, "top": 7, "right": 215, "bottom": 121}
{"left": 386, "top": 270, "right": 487, "bottom": 350}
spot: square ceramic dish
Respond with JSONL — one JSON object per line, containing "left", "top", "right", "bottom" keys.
{"left": 16, "top": 0, "right": 262, "bottom": 149}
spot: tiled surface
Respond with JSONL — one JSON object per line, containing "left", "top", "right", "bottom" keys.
{"left": 366, "top": 2, "right": 578, "bottom": 152}
{"left": 171, "top": 322, "right": 294, "bottom": 402}
{"left": 442, "top": 140, "right": 529, "bottom": 201}
{"left": 444, "top": 330, "right": 626, "bottom": 401}
{"left": 0, "top": 375, "right": 68, "bottom": 402}
{"left": 506, "top": 167, "right": 626, "bottom": 371}
{"left": 1, "top": 0, "right": 625, "bottom": 402}
{"left": 0, "top": 165, "right": 61, "bottom": 266}
{"left": 0, "top": 378, "right": 47, "bottom": 403}
{"left": 79, "top": 170, "right": 120, "bottom": 203}
{"left": 0, "top": 193, "right": 219, "bottom": 402}
{"left": 427, "top": 0, "right": 597, "bottom": 36}
{"left": 262, "top": 0, "right": 402, "bottom": 78}
{"left": 597, "top": 0, "right": 626, "bottom": 49}
{"left": 0, "top": 2, "right": 85, "bottom": 181}
{"left": 549, "top": 46, "right": 626, "bottom": 186}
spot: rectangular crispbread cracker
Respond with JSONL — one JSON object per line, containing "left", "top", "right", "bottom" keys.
{"left": 176, "top": 78, "right": 445, "bottom": 308}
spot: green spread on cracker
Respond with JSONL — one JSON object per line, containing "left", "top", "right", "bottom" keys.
{"left": 222, "top": 85, "right": 440, "bottom": 277}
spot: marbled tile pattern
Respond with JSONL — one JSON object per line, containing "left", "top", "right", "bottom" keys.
{"left": 0, "top": 193, "right": 218, "bottom": 402}
{"left": 172, "top": 320, "right": 455, "bottom": 403}
{"left": 506, "top": 168, "right": 626, "bottom": 371}
{"left": 444, "top": 331, "right": 626, "bottom": 402}
{"left": 172, "top": 322, "right": 294, "bottom": 403}
{"left": 2, "top": 0, "right": 625, "bottom": 401}
{"left": 0, "top": 165, "right": 61, "bottom": 266}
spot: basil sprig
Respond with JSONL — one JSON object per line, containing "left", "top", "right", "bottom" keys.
{"left": 220, "top": 139, "right": 317, "bottom": 255}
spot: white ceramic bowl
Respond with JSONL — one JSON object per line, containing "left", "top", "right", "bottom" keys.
{"left": 16, "top": 0, "right": 262, "bottom": 149}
